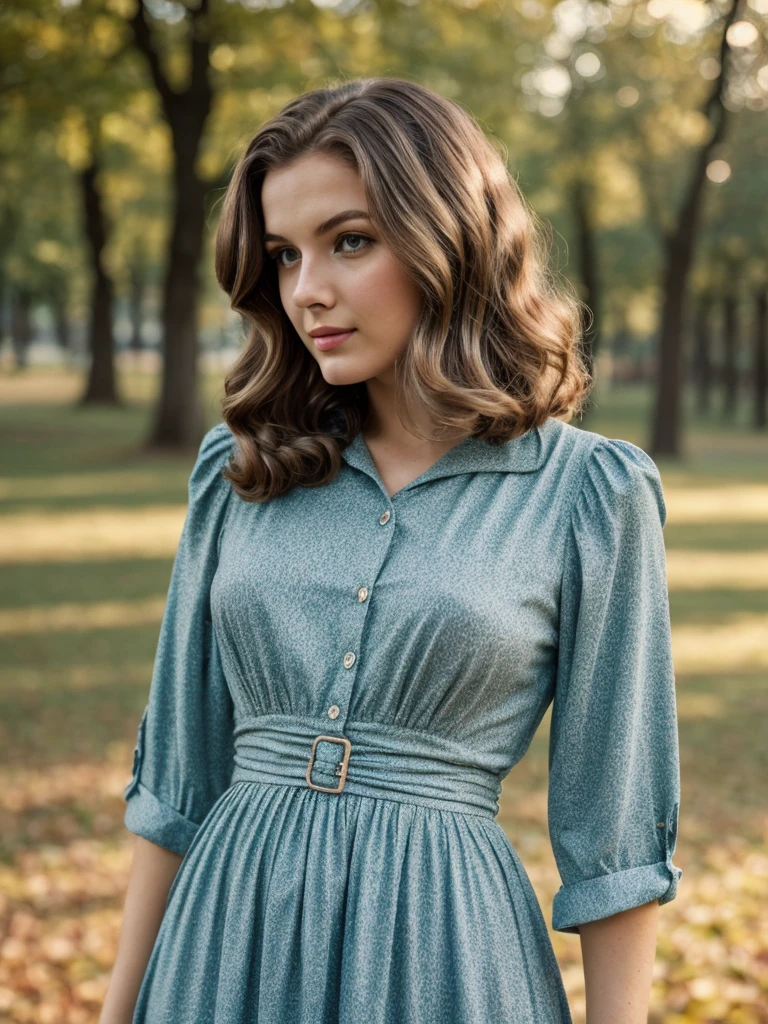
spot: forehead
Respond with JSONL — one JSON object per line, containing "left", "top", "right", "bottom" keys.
{"left": 261, "top": 151, "right": 366, "bottom": 231}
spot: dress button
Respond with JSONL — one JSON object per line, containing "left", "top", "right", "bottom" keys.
{"left": 379, "top": 510, "right": 391, "bottom": 525}
{"left": 343, "top": 651, "right": 356, "bottom": 668}
{"left": 357, "top": 586, "right": 368, "bottom": 602}
{"left": 328, "top": 705, "right": 340, "bottom": 719}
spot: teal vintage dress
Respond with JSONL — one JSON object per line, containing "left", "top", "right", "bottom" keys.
{"left": 123, "top": 415, "right": 682, "bottom": 1023}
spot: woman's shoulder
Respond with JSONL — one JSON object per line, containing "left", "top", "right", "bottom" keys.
{"left": 543, "top": 417, "right": 666, "bottom": 528}
{"left": 188, "top": 422, "right": 237, "bottom": 505}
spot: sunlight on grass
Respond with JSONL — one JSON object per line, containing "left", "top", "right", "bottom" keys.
{"left": 666, "top": 551, "right": 768, "bottom": 590}
{"left": 0, "top": 662, "right": 152, "bottom": 692}
{"left": 0, "top": 473, "right": 176, "bottom": 500}
{"left": 671, "top": 613, "right": 768, "bottom": 673}
{"left": 0, "top": 507, "right": 185, "bottom": 562}
{"left": 664, "top": 486, "right": 768, "bottom": 522}
{"left": 0, "top": 599, "right": 166, "bottom": 636}
{"left": 0, "top": 371, "right": 89, "bottom": 405}
{"left": 675, "top": 692, "right": 727, "bottom": 719}
{"left": 0, "top": 367, "right": 161, "bottom": 406}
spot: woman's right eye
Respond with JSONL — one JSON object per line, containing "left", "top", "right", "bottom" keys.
{"left": 267, "top": 247, "right": 298, "bottom": 268}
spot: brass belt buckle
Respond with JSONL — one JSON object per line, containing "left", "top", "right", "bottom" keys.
{"left": 306, "top": 735, "right": 352, "bottom": 794}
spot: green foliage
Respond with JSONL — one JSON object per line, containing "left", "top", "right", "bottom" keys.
{"left": 0, "top": 0, "right": 766, "bottom": 351}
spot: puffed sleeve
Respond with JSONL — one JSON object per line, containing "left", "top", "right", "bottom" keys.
{"left": 123, "top": 422, "right": 237, "bottom": 857}
{"left": 547, "top": 436, "right": 682, "bottom": 934}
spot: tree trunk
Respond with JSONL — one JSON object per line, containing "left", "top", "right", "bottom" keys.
{"left": 692, "top": 293, "right": 714, "bottom": 416}
{"left": 11, "top": 287, "right": 33, "bottom": 370}
{"left": 611, "top": 313, "right": 631, "bottom": 387}
{"left": 52, "top": 291, "right": 71, "bottom": 353}
{"left": 649, "top": 0, "right": 739, "bottom": 457}
{"left": 571, "top": 178, "right": 599, "bottom": 384}
{"left": 651, "top": 231, "right": 693, "bottom": 456}
{"left": 149, "top": 155, "right": 209, "bottom": 447}
{"left": 128, "top": 257, "right": 146, "bottom": 353}
{"left": 753, "top": 284, "right": 767, "bottom": 430}
{"left": 130, "top": 0, "right": 214, "bottom": 450}
{"left": 721, "top": 291, "right": 739, "bottom": 421}
{"left": 78, "top": 156, "right": 122, "bottom": 406}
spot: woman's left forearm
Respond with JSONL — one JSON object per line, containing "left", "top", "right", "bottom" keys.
{"left": 578, "top": 900, "right": 660, "bottom": 1024}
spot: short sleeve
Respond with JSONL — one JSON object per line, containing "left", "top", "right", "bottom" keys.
{"left": 123, "top": 422, "right": 237, "bottom": 857}
{"left": 547, "top": 436, "right": 682, "bottom": 934}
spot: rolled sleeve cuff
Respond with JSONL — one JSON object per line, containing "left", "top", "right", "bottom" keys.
{"left": 552, "top": 860, "right": 683, "bottom": 934}
{"left": 124, "top": 781, "right": 200, "bottom": 857}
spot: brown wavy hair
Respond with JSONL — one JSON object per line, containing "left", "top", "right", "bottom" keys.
{"left": 214, "top": 76, "right": 591, "bottom": 503}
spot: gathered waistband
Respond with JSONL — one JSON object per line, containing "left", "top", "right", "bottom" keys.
{"left": 230, "top": 714, "right": 502, "bottom": 819}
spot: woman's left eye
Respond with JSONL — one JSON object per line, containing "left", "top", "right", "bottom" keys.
{"left": 336, "top": 233, "right": 374, "bottom": 254}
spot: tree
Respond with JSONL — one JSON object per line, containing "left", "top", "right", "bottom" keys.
{"left": 127, "top": 0, "right": 218, "bottom": 448}
{"left": 649, "top": 0, "right": 741, "bottom": 457}
{"left": 78, "top": 129, "right": 121, "bottom": 406}
{"left": 752, "top": 285, "right": 767, "bottom": 429}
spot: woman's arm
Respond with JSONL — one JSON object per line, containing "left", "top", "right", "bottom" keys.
{"left": 98, "top": 837, "right": 183, "bottom": 1024}
{"left": 579, "top": 900, "right": 659, "bottom": 1024}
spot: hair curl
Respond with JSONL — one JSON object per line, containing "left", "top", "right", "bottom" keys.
{"left": 214, "top": 76, "right": 591, "bottom": 503}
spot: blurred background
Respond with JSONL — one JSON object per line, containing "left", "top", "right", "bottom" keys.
{"left": 0, "top": 0, "right": 767, "bottom": 1021}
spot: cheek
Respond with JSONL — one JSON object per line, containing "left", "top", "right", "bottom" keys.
{"left": 278, "top": 276, "right": 295, "bottom": 316}
{"left": 278, "top": 280, "right": 308, "bottom": 341}
{"left": 352, "top": 257, "right": 422, "bottom": 329}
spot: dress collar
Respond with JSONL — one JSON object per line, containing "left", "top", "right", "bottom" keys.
{"left": 341, "top": 417, "right": 552, "bottom": 494}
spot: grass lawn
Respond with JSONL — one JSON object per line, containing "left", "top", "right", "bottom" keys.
{"left": 0, "top": 366, "right": 766, "bottom": 1023}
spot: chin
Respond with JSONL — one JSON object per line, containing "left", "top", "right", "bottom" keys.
{"left": 317, "top": 358, "right": 389, "bottom": 388}
{"left": 319, "top": 367, "right": 368, "bottom": 387}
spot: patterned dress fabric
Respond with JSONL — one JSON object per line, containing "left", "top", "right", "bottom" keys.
{"left": 123, "top": 415, "right": 682, "bottom": 1023}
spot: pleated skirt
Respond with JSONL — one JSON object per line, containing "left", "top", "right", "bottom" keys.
{"left": 132, "top": 781, "right": 572, "bottom": 1023}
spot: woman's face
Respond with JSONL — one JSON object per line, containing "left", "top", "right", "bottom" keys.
{"left": 261, "top": 150, "right": 423, "bottom": 388}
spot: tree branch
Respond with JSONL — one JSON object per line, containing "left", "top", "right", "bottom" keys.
{"left": 188, "top": 0, "right": 213, "bottom": 112}
{"left": 672, "top": 0, "right": 741, "bottom": 246}
{"left": 128, "top": 0, "right": 178, "bottom": 117}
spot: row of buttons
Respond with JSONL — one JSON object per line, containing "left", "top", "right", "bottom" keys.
{"left": 326, "top": 507, "right": 392, "bottom": 720}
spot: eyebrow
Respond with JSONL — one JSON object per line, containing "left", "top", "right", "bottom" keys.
{"left": 263, "top": 209, "right": 372, "bottom": 244}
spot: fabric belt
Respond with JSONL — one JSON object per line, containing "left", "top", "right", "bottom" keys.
{"left": 230, "top": 713, "right": 502, "bottom": 820}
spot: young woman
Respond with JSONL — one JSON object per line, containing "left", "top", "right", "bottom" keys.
{"left": 101, "top": 77, "right": 682, "bottom": 1024}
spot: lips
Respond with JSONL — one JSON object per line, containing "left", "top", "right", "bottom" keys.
{"left": 311, "top": 329, "right": 356, "bottom": 352}
{"left": 308, "top": 325, "right": 353, "bottom": 337}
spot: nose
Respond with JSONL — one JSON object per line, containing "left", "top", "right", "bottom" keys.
{"left": 291, "top": 254, "right": 336, "bottom": 310}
